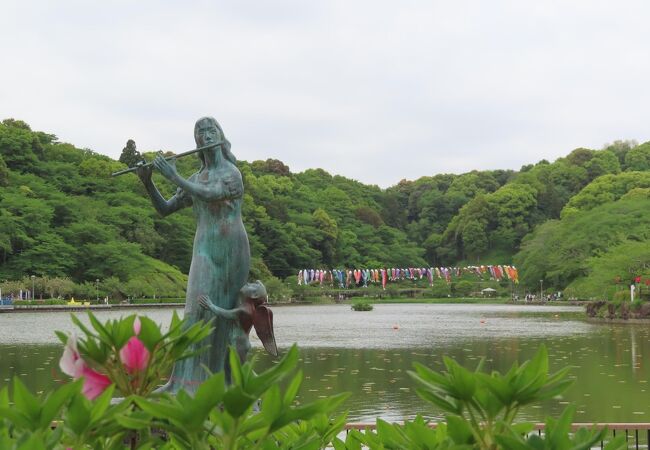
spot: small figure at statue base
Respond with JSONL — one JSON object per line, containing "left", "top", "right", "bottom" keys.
{"left": 199, "top": 280, "right": 278, "bottom": 364}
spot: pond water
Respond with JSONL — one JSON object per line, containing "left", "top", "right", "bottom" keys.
{"left": 0, "top": 303, "right": 648, "bottom": 423}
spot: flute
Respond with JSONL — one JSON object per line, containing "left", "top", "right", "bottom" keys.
{"left": 111, "top": 142, "right": 222, "bottom": 177}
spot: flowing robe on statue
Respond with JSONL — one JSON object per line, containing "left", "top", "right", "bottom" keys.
{"left": 164, "top": 162, "right": 250, "bottom": 393}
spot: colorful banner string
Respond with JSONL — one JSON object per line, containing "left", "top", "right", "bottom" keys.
{"left": 297, "top": 265, "right": 518, "bottom": 289}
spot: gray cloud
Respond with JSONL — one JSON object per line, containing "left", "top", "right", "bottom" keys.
{"left": 1, "top": 0, "right": 649, "bottom": 187}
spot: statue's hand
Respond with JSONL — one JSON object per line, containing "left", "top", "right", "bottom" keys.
{"left": 222, "top": 175, "right": 243, "bottom": 199}
{"left": 153, "top": 155, "right": 179, "bottom": 181}
{"left": 198, "top": 294, "right": 212, "bottom": 312}
{"left": 136, "top": 163, "right": 153, "bottom": 184}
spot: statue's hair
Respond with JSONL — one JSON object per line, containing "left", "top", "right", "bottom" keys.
{"left": 194, "top": 116, "right": 236, "bottom": 167}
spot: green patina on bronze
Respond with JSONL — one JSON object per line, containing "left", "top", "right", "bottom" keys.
{"left": 136, "top": 117, "right": 254, "bottom": 393}
{"left": 199, "top": 280, "right": 278, "bottom": 363}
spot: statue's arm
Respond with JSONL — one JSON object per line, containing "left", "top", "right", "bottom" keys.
{"left": 137, "top": 164, "right": 191, "bottom": 217}
{"left": 173, "top": 168, "right": 243, "bottom": 203}
{"left": 152, "top": 155, "right": 243, "bottom": 203}
{"left": 199, "top": 295, "right": 242, "bottom": 320}
{"left": 142, "top": 179, "right": 191, "bottom": 217}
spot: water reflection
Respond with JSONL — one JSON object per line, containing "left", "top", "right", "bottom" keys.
{"left": 0, "top": 304, "right": 648, "bottom": 422}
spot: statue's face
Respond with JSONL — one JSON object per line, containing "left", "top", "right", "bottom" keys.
{"left": 195, "top": 120, "right": 220, "bottom": 147}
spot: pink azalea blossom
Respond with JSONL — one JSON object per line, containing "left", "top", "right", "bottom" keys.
{"left": 59, "top": 335, "right": 87, "bottom": 379}
{"left": 133, "top": 316, "right": 142, "bottom": 335}
{"left": 120, "top": 336, "right": 150, "bottom": 374}
{"left": 80, "top": 366, "right": 112, "bottom": 400}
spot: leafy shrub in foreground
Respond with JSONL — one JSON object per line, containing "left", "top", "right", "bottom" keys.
{"left": 339, "top": 345, "right": 625, "bottom": 450}
{"left": 0, "top": 326, "right": 349, "bottom": 449}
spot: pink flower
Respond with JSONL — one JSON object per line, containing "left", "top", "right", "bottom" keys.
{"left": 59, "top": 335, "right": 87, "bottom": 379}
{"left": 80, "top": 366, "right": 112, "bottom": 400}
{"left": 133, "top": 316, "right": 142, "bottom": 335}
{"left": 60, "top": 334, "right": 112, "bottom": 400}
{"left": 120, "top": 336, "right": 150, "bottom": 374}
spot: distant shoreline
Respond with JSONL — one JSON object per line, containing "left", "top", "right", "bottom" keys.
{"left": 0, "top": 303, "right": 185, "bottom": 313}
{"left": 0, "top": 298, "right": 583, "bottom": 313}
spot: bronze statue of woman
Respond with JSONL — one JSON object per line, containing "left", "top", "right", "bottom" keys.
{"left": 137, "top": 117, "right": 250, "bottom": 393}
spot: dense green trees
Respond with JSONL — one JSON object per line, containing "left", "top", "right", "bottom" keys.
{"left": 561, "top": 171, "right": 650, "bottom": 217}
{"left": 624, "top": 141, "right": 650, "bottom": 171}
{"left": 118, "top": 139, "right": 141, "bottom": 167}
{"left": 1, "top": 118, "right": 649, "bottom": 300}
{"left": 514, "top": 196, "right": 650, "bottom": 298}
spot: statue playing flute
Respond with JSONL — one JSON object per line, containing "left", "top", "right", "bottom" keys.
{"left": 130, "top": 116, "right": 277, "bottom": 393}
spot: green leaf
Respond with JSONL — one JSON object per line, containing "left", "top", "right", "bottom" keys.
{"left": 376, "top": 418, "right": 408, "bottom": 447}
{"left": 473, "top": 385, "right": 504, "bottom": 420}
{"left": 331, "top": 437, "right": 347, "bottom": 450}
{"left": 169, "top": 310, "right": 182, "bottom": 337}
{"left": 408, "top": 370, "right": 453, "bottom": 398}
{"left": 89, "top": 384, "right": 115, "bottom": 423}
{"left": 0, "top": 386, "right": 8, "bottom": 408}
{"left": 45, "top": 425, "right": 65, "bottom": 449}
{"left": 70, "top": 313, "right": 95, "bottom": 337}
{"left": 289, "top": 437, "right": 321, "bottom": 450}
{"left": 269, "top": 393, "right": 349, "bottom": 433}
{"left": 283, "top": 370, "right": 303, "bottom": 407}
{"left": 604, "top": 435, "right": 629, "bottom": 450}
{"left": 513, "top": 345, "right": 549, "bottom": 395}
{"left": 445, "top": 357, "right": 476, "bottom": 400}
{"left": 181, "top": 320, "right": 213, "bottom": 344}
{"left": 0, "top": 407, "right": 32, "bottom": 429}
{"left": 54, "top": 330, "right": 69, "bottom": 345}
{"left": 175, "top": 390, "right": 193, "bottom": 409}
{"left": 261, "top": 384, "right": 283, "bottom": 422}
{"left": 344, "top": 429, "right": 368, "bottom": 450}
{"left": 535, "top": 379, "right": 574, "bottom": 403}
{"left": 545, "top": 405, "right": 574, "bottom": 448}
{"left": 478, "top": 372, "right": 512, "bottom": 406}
{"left": 134, "top": 397, "right": 186, "bottom": 424}
{"left": 185, "top": 371, "right": 226, "bottom": 427}
{"left": 87, "top": 311, "right": 114, "bottom": 346}
{"left": 16, "top": 432, "right": 47, "bottom": 450}
{"left": 138, "top": 316, "right": 163, "bottom": 351}
{"left": 40, "top": 379, "right": 82, "bottom": 428}
{"left": 445, "top": 415, "right": 474, "bottom": 445}
{"left": 78, "top": 336, "right": 110, "bottom": 364}
{"left": 12, "top": 378, "right": 40, "bottom": 421}
{"left": 402, "top": 415, "right": 442, "bottom": 447}
{"left": 571, "top": 427, "right": 609, "bottom": 450}
{"left": 248, "top": 345, "right": 299, "bottom": 398}
{"left": 65, "top": 393, "right": 91, "bottom": 434}
{"left": 114, "top": 315, "right": 136, "bottom": 349}
{"left": 495, "top": 434, "right": 530, "bottom": 450}
{"left": 114, "top": 411, "right": 153, "bottom": 430}
{"left": 411, "top": 361, "right": 451, "bottom": 387}
{"left": 223, "top": 386, "right": 257, "bottom": 418}
{"left": 320, "top": 412, "right": 349, "bottom": 444}
{"left": 241, "top": 354, "right": 255, "bottom": 383}
{"left": 229, "top": 346, "right": 244, "bottom": 387}
{"left": 236, "top": 412, "right": 269, "bottom": 436}
{"left": 509, "top": 422, "right": 534, "bottom": 435}
{"left": 414, "top": 387, "right": 461, "bottom": 414}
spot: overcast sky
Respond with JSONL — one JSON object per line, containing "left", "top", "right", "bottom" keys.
{"left": 1, "top": 1, "right": 649, "bottom": 187}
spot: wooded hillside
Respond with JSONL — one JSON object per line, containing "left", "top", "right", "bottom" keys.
{"left": 1, "top": 118, "right": 648, "bottom": 300}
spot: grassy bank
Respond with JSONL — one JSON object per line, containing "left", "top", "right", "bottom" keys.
{"left": 346, "top": 296, "right": 512, "bottom": 304}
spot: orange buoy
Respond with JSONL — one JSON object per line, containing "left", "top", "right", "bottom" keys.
{"left": 392, "top": 324, "right": 399, "bottom": 330}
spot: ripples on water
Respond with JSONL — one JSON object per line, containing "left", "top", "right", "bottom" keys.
{"left": 0, "top": 303, "right": 647, "bottom": 422}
